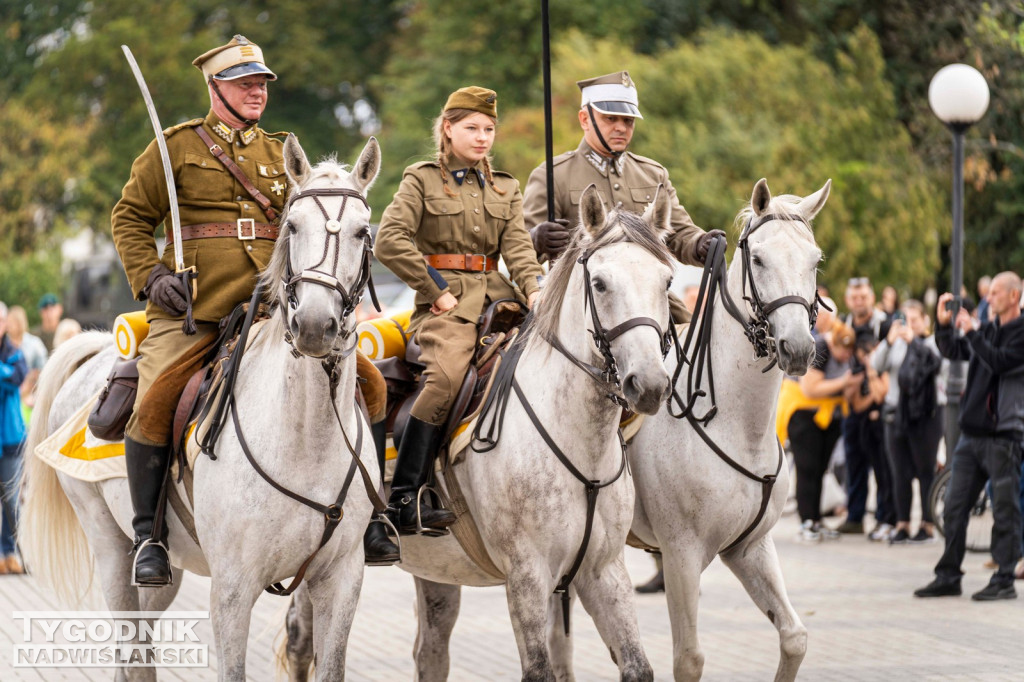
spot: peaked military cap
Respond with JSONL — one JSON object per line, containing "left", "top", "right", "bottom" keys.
{"left": 577, "top": 71, "right": 643, "bottom": 119}
{"left": 444, "top": 86, "right": 498, "bottom": 119}
{"left": 193, "top": 35, "right": 277, "bottom": 82}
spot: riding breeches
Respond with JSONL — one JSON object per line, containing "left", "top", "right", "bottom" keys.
{"left": 125, "top": 318, "right": 218, "bottom": 447}
{"left": 409, "top": 312, "right": 478, "bottom": 426}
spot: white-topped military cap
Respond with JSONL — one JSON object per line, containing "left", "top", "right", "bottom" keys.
{"left": 193, "top": 35, "right": 277, "bottom": 81}
{"left": 577, "top": 70, "right": 642, "bottom": 119}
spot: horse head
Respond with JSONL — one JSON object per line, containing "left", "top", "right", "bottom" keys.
{"left": 731, "top": 178, "right": 831, "bottom": 376}
{"left": 264, "top": 135, "right": 381, "bottom": 358}
{"left": 535, "top": 184, "right": 674, "bottom": 415}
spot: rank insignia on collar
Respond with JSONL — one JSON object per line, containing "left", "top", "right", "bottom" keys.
{"left": 214, "top": 122, "right": 235, "bottom": 144}
{"left": 270, "top": 180, "right": 285, "bottom": 196}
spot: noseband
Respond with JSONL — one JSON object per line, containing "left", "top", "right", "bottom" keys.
{"left": 280, "top": 187, "right": 379, "bottom": 357}
{"left": 544, "top": 248, "right": 671, "bottom": 407}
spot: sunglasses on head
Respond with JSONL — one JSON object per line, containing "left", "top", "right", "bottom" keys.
{"left": 847, "top": 277, "right": 870, "bottom": 287}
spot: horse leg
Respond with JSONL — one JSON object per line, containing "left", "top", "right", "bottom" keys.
{"left": 505, "top": 565, "right": 559, "bottom": 682}
{"left": 546, "top": 589, "right": 574, "bottom": 681}
{"left": 660, "top": 545, "right": 706, "bottom": 681}
{"left": 574, "top": 555, "right": 652, "bottom": 682}
{"left": 208, "top": 575, "right": 262, "bottom": 681}
{"left": 283, "top": 585, "right": 315, "bottom": 682}
{"left": 413, "top": 577, "right": 462, "bottom": 682}
{"left": 720, "top": 535, "right": 806, "bottom": 682}
{"left": 138, "top": 567, "right": 183, "bottom": 612}
{"left": 305, "top": 550, "right": 363, "bottom": 681}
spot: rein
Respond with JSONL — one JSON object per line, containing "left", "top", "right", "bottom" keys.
{"left": 667, "top": 218, "right": 829, "bottom": 553}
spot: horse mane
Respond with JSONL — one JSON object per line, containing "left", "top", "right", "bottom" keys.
{"left": 734, "top": 194, "right": 816, "bottom": 243}
{"left": 528, "top": 208, "right": 674, "bottom": 345}
{"left": 260, "top": 159, "right": 353, "bottom": 309}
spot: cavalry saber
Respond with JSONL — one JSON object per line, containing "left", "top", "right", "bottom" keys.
{"left": 122, "top": 45, "right": 185, "bottom": 273}
{"left": 541, "top": 0, "right": 555, "bottom": 221}
{"left": 122, "top": 45, "right": 198, "bottom": 333}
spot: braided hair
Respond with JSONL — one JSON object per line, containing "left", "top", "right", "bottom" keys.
{"left": 433, "top": 108, "right": 506, "bottom": 197}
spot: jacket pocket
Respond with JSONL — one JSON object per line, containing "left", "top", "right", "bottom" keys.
{"left": 253, "top": 157, "right": 288, "bottom": 212}
{"left": 630, "top": 186, "right": 659, "bottom": 211}
{"left": 423, "top": 197, "right": 465, "bottom": 244}
{"left": 181, "top": 152, "right": 230, "bottom": 203}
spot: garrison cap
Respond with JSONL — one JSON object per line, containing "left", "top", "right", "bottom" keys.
{"left": 577, "top": 71, "right": 643, "bottom": 119}
{"left": 192, "top": 35, "right": 277, "bottom": 82}
{"left": 444, "top": 86, "right": 498, "bottom": 119}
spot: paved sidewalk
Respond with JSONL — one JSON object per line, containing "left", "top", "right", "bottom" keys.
{"left": 2, "top": 511, "right": 1022, "bottom": 680}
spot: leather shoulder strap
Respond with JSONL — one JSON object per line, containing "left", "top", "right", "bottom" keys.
{"left": 193, "top": 126, "right": 279, "bottom": 224}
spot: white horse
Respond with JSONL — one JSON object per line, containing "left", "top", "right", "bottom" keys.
{"left": 20, "top": 135, "right": 383, "bottom": 681}
{"left": 628, "top": 178, "right": 831, "bottom": 681}
{"left": 285, "top": 185, "right": 677, "bottom": 681}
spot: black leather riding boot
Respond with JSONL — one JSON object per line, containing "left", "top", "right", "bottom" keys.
{"left": 387, "top": 416, "right": 456, "bottom": 534}
{"left": 124, "top": 436, "right": 172, "bottom": 587}
{"left": 364, "top": 420, "right": 400, "bottom": 565}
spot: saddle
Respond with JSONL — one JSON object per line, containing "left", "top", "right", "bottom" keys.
{"left": 375, "top": 298, "right": 527, "bottom": 452}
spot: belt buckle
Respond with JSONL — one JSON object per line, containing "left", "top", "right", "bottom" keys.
{"left": 470, "top": 253, "right": 488, "bottom": 271}
{"left": 237, "top": 218, "right": 256, "bottom": 240}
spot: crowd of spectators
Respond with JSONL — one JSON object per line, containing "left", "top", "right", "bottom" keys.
{"left": 781, "top": 273, "right": 1024, "bottom": 599}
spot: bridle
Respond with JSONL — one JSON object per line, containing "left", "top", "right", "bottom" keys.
{"left": 279, "top": 186, "right": 380, "bottom": 358}
{"left": 542, "top": 248, "right": 672, "bottom": 408}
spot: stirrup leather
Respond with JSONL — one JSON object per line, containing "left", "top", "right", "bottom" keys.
{"left": 131, "top": 538, "right": 173, "bottom": 588}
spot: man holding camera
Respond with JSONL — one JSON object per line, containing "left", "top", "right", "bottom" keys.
{"left": 915, "top": 272, "right": 1024, "bottom": 600}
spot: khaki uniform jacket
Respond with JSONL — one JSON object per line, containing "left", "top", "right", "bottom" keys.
{"left": 112, "top": 111, "right": 289, "bottom": 323}
{"left": 523, "top": 139, "right": 706, "bottom": 265}
{"left": 375, "top": 158, "right": 543, "bottom": 327}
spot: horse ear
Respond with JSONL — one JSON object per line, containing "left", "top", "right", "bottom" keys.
{"left": 284, "top": 134, "right": 312, "bottom": 187}
{"left": 352, "top": 136, "right": 381, "bottom": 194}
{"left": 751, "top": 178, "right": 771, "bottom": 216}
{"left": 640, "top": 183, "right": 672, "bottom": 238}
{"left": 798, "top": 179, "right": 832, "bottom": 221}
{"left": 578, "top": 184, "right": 607, "bottom": 237}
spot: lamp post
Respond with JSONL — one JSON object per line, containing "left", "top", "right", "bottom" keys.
{"left": 928, "top": 63, "right": 990, "bottom": 456}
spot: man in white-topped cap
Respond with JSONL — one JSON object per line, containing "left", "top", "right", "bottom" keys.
{"left": 523, "top": 71, "right": 724, "bottom": 305}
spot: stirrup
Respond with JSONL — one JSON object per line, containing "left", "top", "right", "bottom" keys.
{"left": 366, "top": 512, "right": 402, "bottom": 566}
{"left": 415, "top": 484, "right": 452, "bottom": 538}
{"left": 131, "top": 538, "right": 173, "bottom": 588}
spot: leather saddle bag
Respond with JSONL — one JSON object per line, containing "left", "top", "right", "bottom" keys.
{"left": 87, "top": 357, "right": 140, "bottom": 441}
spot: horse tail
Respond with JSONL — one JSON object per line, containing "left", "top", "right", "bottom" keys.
{"left": 19, "top": 331, "right": 111, "bottom": 605}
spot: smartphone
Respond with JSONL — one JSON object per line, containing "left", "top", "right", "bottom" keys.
{"left": 892, "top": 311, "right": 906, "bottom": 323}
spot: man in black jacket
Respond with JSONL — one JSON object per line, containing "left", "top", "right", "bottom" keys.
{"left": 915, "top": 272, "right": 1024, "bottom": 601}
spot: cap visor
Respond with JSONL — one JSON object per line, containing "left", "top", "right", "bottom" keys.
{"left": 213, "top": 62, "right": 278, "bottom": 81}
{"left": 590, "top": 101, "right": 643, "bottom": 119}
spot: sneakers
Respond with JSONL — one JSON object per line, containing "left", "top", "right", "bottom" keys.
{"left": 814, "top": 522, "right": 841, "bottom": 541}
{"left": 868, "top": 523, "right": 894, "bottom": 542}
{"left": 909, "top": 528, "right": 937, "bottom": 544}
{"left": 971, "top": 582, "right": 1017, "bottom": 601}
{"left": 834, "top": 520, "right": 864, "bottom": 534}
{"left": 798, "top": 520, "right": 821, "bottom": 543}
{"left": 914, "top": 578, "right": 962, "bottom": 598}
{"left": 888, "top": 528, "right": 911, "bottom": 545}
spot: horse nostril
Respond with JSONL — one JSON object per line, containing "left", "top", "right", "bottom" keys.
{"left": 623, "top": 374, "right": 641, "bottom": 398}
{"left": 778, "top": 339, "right": 789, "bottom": 358}
{"left": 324, "top": 317, "right": 339, "bottom": 339}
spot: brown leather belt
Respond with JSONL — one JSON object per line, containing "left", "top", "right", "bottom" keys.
{"left": 424, "top": 254, "right": 499, "bottom": 272}
{"left": 179, "top": 220, "right": 279, "bottom": 242}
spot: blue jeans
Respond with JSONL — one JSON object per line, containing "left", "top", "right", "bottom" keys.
{"left": 0, "top": 443, "right": 23, "bottom": 556}
{"left": 935, "top": 434, "right": 1022, "bottom": 586}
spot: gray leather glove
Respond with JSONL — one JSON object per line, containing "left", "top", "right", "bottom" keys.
{"left": 529, "top": 219, "right": 571, "bottom": 259}
{"left": 143, "top": 263, "right": 189, "bottom": 316}
{"left": 696, "top": 229, "right": 727, "bottom": 264}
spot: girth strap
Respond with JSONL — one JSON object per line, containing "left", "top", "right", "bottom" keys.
{"left": 512, "top": 377, "right": 627, "bottom": 636}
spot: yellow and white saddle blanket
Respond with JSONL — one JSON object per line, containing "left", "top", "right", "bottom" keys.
{"left": 36, "top": 390, "right": 127, "bottom": 482}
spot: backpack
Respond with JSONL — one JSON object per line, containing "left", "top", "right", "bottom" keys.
{"left": 896, "top": 339, "right": 941, "bottom": 427}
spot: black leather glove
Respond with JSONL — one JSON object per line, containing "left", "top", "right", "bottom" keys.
{"left": 696, "top": 229, "right": 727, "bottom": 264}
{"left": 529, "top": 219, "right": 571, "bottom": 259}
{"left": 143, "top": 263, "right": 189, "bottom": 316}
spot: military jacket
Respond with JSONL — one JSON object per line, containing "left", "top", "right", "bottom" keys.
{"left": 523, "top": 139, "right": 705, "bottom": 265}
{"left": 111, "top": 111, "right": 289, "bottom": 323}
{"left": 375, "top": 158, "right": 543, "bottom": 326}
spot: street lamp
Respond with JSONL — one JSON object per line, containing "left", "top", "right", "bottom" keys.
{"left": 928, "top": 63, "right": 990, "bottom": 454}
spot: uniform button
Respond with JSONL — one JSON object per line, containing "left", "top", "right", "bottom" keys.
{"left": 236, "top": 196, "right": 244, "bottom": 201}
{"left": 614, "top": 183, "right": 621, "bottom": 190}
{"left": 443, "top": 207, "right": 448, "bottom": 213}
{"left": 471, "top": 242, "right": 478, "bottom": 249}
{"left": 475, "top": 273, "right": 482, "bottom": 280}
{"left": 238, "top": 155, "right": 245, "bottom": 161}
{"left": 646, "top": 195, "right": 651, "bottom": 200}
{"left": 201, "top": 161, "right": 207, "bottom": 166}
{"left": 474, "top": 208, "right": 480, "bottom": 214}
{"left": 473, "top": 226, "right": 480, "bottom": 233}
{"left": 616, "top": 201, "right": 623, "bottom": 208}
{"left": 472, "top": 193, "right": 479, "bottom": 197}
{"left": 244, "top": 204, "right": 250, "bottom": 210}
{"left": 246, "top": 245, "right": 253, "bottom": 252}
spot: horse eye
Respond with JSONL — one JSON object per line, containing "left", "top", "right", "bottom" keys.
{"left": 752, "top": 255, "right": 764, "bottom": 267}
{"left": 592, "top": 278, "right": 607, "bottom": 293}
{"left": 287, "top": 221, "right": 297, "bottom": 235}
{"left": 356, "top": 225, "right": 370, "bottom": 239}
